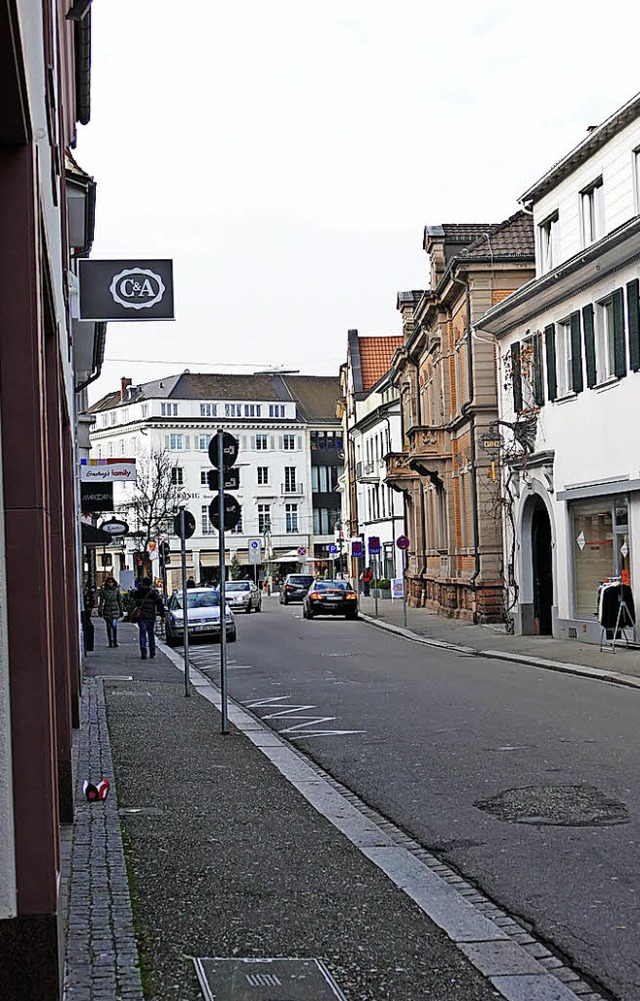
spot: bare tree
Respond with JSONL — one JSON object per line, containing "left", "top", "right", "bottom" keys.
{"left": 122, "top": 449, "right": 180, "bottom": 549}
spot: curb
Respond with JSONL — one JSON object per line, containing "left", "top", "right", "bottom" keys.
{"left": 359, "top": 613, "right": 640, "bottom": 690}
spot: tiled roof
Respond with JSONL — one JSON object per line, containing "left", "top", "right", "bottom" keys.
{"left": 462, "top": 210, "right": 535, "bottom": 258}
{"left": 358, "top": 336, "right": 403, "bottom": 391}
{"left": 281, "top": 375, "right": 341, "bottom": 423}
{"left": 439, "top": 223, "right": 497, "bottom": 243}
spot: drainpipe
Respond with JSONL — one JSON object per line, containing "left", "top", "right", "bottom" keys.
{"left": 410, "top": 356, "right": 428, "bottom": 603}
{"left": 451, "top": 273, "right": 481, "bottom": 618}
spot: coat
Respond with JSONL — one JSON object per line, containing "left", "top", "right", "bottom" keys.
{"left": 98, "top": 585, "right": 123, "bottom": 620}
{"left": 131, "top": 586, "right": 164, "bottom": 623}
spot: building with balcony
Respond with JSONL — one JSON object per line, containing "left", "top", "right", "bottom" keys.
{"left": 88, "top": 372, "right": 341, "bottom": 585}
{"left": 387, "top": 213, "right": 535, "bottom": 621}
{"left": 478, "top": 91, "right": 640, "bottom": 643}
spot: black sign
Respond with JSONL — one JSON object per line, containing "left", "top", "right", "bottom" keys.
{"left": 78, "top": 259, "right": 174, "bottom": 321}
{"left": 207, "top": 468, "right": 240, "bottom": 491}
{"left": 209, "top": 495, "right": 242, "bottom": 531}
{"left": 173, "top": 510, "right": 196, "bottom": 540}
{"left": 80, "top": 482, "right": 114, "bottom": 512}
{"left": 208, "top": 432, "right": 239, "bottom": 469}
{"left": 480, "top": 433, "right": 503, "bottom": 456}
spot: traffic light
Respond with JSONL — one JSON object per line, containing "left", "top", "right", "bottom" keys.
{"left": 207, "top": 432, "right": 241, "bottom": 531}
{"left": 159, "top": 540, "right": 171, "bottom": 565}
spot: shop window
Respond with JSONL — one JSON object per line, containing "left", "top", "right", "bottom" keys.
{"left": 572, "top": 496, "right": 630, "bottom": 617}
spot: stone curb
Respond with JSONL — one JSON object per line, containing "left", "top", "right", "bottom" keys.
{"left": 359, "top": 613, "right": 640, "bottom": 690}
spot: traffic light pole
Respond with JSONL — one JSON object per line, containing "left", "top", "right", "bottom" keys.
{"left": 179, "top": 507, "right": 191, "bottom": 697}
{"left": 218, "top": 431, "right": 229, "bottom": 734}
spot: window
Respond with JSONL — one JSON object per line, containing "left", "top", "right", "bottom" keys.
{"left": 634, "top": 149, "right": 640, "bottom": 214}
{"left": 283, "top": 434, "right": 295, "bottom": 450}
{"left": 285, "top": 504, "right": 298, "bottom": 532}
{"left": 197, "top": 435, "right": 210, "bottom": 450}
{"left": 256, "top": 434, "right": 268, "bottom": 450}
{"left": 594, "top": 297, "right": 617, "bottom": 382}
{"left": 200, "top": 403, "right": 217, "bottom": 417}
{"left": 229, "top": 513, "right": 243, "bottom": 534}
{"left": 225, "top": 403, "right": 242, "bottom": 417}
{"left": 171, "top": 467, "right": 184, "bottom": 486}
{"left": 141, "top": 404, "right": 148, "bottom": 419}
{"left": 312, "top": 465, "right": 339, "bottom": 492}
{"left": 161, "top": 403, "right": 178, "bottom": 416}
{"left": 120, "top": 439, "right": 126, "bottom": 455}
{"left": 269, "top": 404, "right": 285, "bottom": 418}
{"left": 571, "top": 496, "right": 629, "bottom": 616}
{"left": 108, "top": 442, "right": 113, "bottom": 457}
{"left": 110, "top": 412, "right": 117, "bottom": 425}
{"left": 97, "top": 445, "right": 102, "bottom": 458}
{"left": 121, "top": 408, "right": 129, "bottom": 422}
{"left": 200, "top": 469, "right": 209, "bottom": 486}
{"left": 556, "top": 319, "right": 573, "bottom": 397}
{"left": 169, "top": 434, "right": 183, "bottom": 450}
{"left": 312, "top": 507, "right": 340, "bottom": 535}
{"left": 258, "top": 504, "right": 271, "bottom": 533}
{"left": 581, "top": 178, "right": 604, "bottom": 246}
{"left": 201, "top": 505, "right": 214, "bottom": 535}
{"left": 257, "top": 466, "right": 269, "bottom": 485}
{"left": 284, "top": 466, "right": 297, "bottom": 492}
{"left": 244, "top": 404, "right": 261, "bottom": 417}
{"left": 101, "top": 414, "right": 108, "bottom": 427}
{"left": 538, "top": 212, "right": 559, "bottom": 273}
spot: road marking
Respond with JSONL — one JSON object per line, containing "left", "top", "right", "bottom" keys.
{"left": 244, "top": 696, "right": 365, "bottom": 737}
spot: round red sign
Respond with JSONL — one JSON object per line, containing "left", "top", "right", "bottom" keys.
{"left": 396, "top": 535, "right": 410, "bottom": 550}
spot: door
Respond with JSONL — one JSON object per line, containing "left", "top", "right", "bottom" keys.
{"left": 531, "top": 497, "right": 553, "bottom": 635}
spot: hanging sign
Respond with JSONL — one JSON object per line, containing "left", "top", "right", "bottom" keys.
{"left": 78, "top": 259, "right": 174, "bottom": 321}
{"left": 80, "top": 459, "right": 137, "bottom": 482}
{"left": 80, "top": 482, "right": 114, "bottom": 512}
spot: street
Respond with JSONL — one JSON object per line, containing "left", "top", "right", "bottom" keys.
{"left": 188, "top": 597, "right": 640, "bottom": 1001}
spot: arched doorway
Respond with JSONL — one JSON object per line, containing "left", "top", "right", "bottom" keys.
{"left": 530, "top": 495, "right": 553, "bottom": 635}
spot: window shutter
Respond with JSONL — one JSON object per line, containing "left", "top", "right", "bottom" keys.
{"left": 582, "top": 304, "right": 596, "bottom": 389}
{"left": 627, "top": 279, "right": 640, "bottom": 371}
{"left": 165, "top": 435, "right": 170, "bottom": 448}
{"left": 278, "top": 435, "right": 283, "bottom": 450}
{"left": 612, "top": 287, "right": 627, "bottom": 379}
{"left": 545, "top": 324, "right": 557, "bottom": 401}
{"left": 241, "top": 435, "right": 247, "bottom": 450}
{"left": 570, "top": 311, "right": 583, "bottom": 393}
{"left": 510, "top": 342, "right": 523, "bottom": 413}
{"left": 532, "top": 332, "right": 544, "bottom": 406}
{"left": 184, "top": 435, "right": 191, "bottom": 450}
{"left": 250, "top": 435, "right": 256, "bottom": 450}
{"left": 297, "top": 436, "right": 303, "bottom": 450}
{"left": 270, "top": 436, "right": 276, "bottom": 450}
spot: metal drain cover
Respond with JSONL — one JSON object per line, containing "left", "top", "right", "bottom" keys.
{"left": 475, "top": 783, "right": 629, "bottom": 827}
{"left": 194, "top": 958, "right": 348, "bottom": 1000}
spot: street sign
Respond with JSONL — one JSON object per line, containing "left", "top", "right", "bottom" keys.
{"left": 78, "top": 259, "right": 174, "bottom": 321}
{"left": 248, "top": 539, "right": 262, "bottom": 564}
{"left": 396, "top": 534, "right": 410, "bottom": 550}
{"left": 80, "top": 482, "right": 114, "bottom": 512}
{"left": 209, "top": 495, "right": 242, "bottom": 531}
{"left": 297, "top": 546, "right": 307, "bottom": 557}
{"left": 480, "top": 432, "right": 503, "bottom": 455}
{"left": 173, "top": 510, "right": 196, "bottom": 540}
{"left": 207, "top": 467, "right": 240, "bottom": 491}
{"left": 99, "top": 518, "right": 129, "bottom": 537}
{"left": 368, "top": 536, "right": 381, "bottom": 555}
{"left": 327, "top": 543, "right": 338, "bottom": 554}
{"left": 351, "top": 540, "right": 363, "bottom": 558}
{"left": 208, "top": 432, "right": 239, "bottom": 469}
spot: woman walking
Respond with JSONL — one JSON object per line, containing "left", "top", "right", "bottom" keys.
{"left": 98, "top": 576, "right": 124, "bottom": 647}
{"left": 130, "top": 576, "right": 164, "bottom": 659}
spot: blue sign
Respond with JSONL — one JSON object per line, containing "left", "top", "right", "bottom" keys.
{"left": 351, "top": 540, "right": 363, "bottom": 558}
{"left": 368, "top": 536, "right": 381, "bottom": 555}
{"left": 327, "top": 543, "right": 338, "bottom": 554}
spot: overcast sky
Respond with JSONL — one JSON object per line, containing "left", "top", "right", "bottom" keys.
{"left": 78, "top": 1, "right": 640, "bottom": 403}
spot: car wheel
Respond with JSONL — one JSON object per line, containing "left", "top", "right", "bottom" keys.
{"left": 245, "top": 604, "right": 252, "bottom": 613}
{"left": 228, "top": 629, "right": 237, "bottom": 643}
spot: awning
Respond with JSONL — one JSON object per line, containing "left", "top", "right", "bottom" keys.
{"left": 81, "top": 522, "right": 115, "bottom": 546}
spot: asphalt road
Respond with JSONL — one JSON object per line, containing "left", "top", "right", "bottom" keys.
{"left": 188, "top": 597, "right": 640, "bottom": 1001}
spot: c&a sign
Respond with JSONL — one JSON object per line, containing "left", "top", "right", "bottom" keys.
{"left": 78, "top": 259, "right": 174, "bottom": 321}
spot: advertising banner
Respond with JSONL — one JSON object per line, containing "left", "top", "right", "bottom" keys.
{"left": 80, "top": 458, "right": 137, "bottom": 482}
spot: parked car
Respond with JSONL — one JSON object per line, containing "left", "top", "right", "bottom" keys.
{"left": 279, "top": 573, "right": 315, "bottom": 604}
{"left": 164, "top": 588, "right": 236, "bottom": 646}
{"left": 223, "top": 580, "right": 262, "bottom": 613}
{"left": 302, "top": 580, "right": 359, "bottom": 620}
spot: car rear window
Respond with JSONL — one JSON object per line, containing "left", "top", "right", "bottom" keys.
{"left": 173, "top": 592, "right": 221, "bottom": 609}
{"left": 314, "top": 581, "right": 350, "bottom": 591}
{"left": 289, "top": 576, "right": 314, "bottom": 585}
{"left": 226, "top": 582, "right": 250, "bottom": 591}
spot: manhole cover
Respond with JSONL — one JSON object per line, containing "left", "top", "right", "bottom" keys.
{"left": 475, "top": 784, "right": 629, "bottom": 827}
{"left": 194, "top": 958, "right": 348, "bottom": 1000}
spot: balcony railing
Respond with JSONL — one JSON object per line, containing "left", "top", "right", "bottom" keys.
{"left": 406, "top": 425, "right": 449, "bottom": 458}
{"left": 281, "top": 482, "right": 304, "bottom": 495}
{"left": 355, "top": 461, "right": 379, "bottom": 483}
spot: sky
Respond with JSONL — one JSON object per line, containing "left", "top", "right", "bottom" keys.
{"left": 78, "top": 0, "right": 640, "bottom": 404}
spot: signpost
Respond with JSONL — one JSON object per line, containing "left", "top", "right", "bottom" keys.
{"left": 396, "top": 534, "right": 410, "bottom": 628}
{"left": 368, "top": 536, "right": 381, "bottom": 616}
{"left": 208, "top": 431, "right": 241, "bottom": 734}
{"left": 248, "top": 539, "right": 262, "bottom": 586}
{"left": 173, "top": 508, "right": 196, "bottom": 698}
{"left": 327, "top": 542, "right": 338, "bottom": 576}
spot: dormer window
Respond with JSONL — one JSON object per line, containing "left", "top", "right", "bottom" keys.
{"left": 580, "top": 177, "right": 604, "bottom": 246}
{"left": 538, "top": 211, "right": 559, "bottom": 273}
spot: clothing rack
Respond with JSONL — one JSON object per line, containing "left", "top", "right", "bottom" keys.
{"left": 597, "top": 577, "right": 635, "bottom": 653}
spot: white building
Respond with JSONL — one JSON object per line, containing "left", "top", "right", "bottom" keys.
{"left": 478, "top": 91, "right": 640, "bottom": 643}
{"left": 339, "top": 331, "right": 406, "bottom": 580}
{"left": 89, "top": 371, "right": 342, "bottom": 588}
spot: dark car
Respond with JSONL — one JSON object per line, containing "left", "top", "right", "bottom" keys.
{"left": 164, "top": 588, "right": 237, "bottom": 646}
{"left": 302, "top": 580, "right": 359, "bottom": 620}
{"left": 279, "top": 573, "right": 314, "bottom": 604}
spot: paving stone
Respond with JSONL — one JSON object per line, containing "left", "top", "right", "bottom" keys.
{"left": 460, "top": 940, "right": 546, "bottom": 976}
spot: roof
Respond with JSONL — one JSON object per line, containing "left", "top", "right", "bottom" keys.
{"left": 282, "top": 375, "right": 341, "bottom": 423}
{"left": 519, "top": 91, "right": 640, "bottom": 204}
{"left": 357, "top": 336, "right": 403, "bottom": 391}
{"left": 460, "top": 210, "right": 535, "bottom": 259}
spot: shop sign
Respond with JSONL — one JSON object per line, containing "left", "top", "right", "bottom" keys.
{"left": 80, "top": 459, "right": 137, "bottom": 482}
{"left": 80, "top": 482, "right": 114, "bottom": 512}
{"left": 78, "top": 259, "right": 174, "bottom": 321}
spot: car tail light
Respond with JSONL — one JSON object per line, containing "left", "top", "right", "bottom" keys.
{"left": 345, "top": 593, "right": 357, "bottom": 600}
{"left": 285, "top": 585, "right": 293, "bottom": 591}
{"left": 310, "top": 593, "right": 322, "bottom": 600}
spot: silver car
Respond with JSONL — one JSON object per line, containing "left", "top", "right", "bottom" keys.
{"left": 222, "top": 580, "right": 262, "bottom": 613}
{"left": 165, "top": 588, "right": 237, "bottom": 646}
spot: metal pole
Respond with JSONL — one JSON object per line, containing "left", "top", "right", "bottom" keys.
{"left": 218, "top": 431, "right": 229, "bottom": 734}
{"left": 180, "top": 508, "right": 190, "bottom": 697}
{"left": 402, "top": 547, "right": 408, "bottom": 628}
{"left": 373, "top": 553, "right": 379, "bottom": 618}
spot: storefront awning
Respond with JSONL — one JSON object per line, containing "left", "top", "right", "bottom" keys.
{"left": 81, "top": 522, "right": 115, "bottom": 546}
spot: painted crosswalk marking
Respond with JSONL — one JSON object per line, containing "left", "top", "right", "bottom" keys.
{"left": 243, "top": 695, "right": 364, "bottom": 738}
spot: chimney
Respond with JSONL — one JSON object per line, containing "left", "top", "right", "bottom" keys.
{"left": 120, "top": 377, "right": 132, "bottom": 400}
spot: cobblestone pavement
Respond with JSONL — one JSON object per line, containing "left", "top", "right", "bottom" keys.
{"left": 62, "top": 677, "right": 143, "bottom": 1001}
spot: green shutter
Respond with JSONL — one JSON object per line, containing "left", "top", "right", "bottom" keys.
{"left": 545, "top": 324, "right": 557, "bottom": 401}
{"left": 532, "top": 331, "right": 544, "bottom": 406}
{"left": 627, "top": 279, "right": 640, "bottom": 371}
{"left": 612, "top": 287, "right": 627, "bottom": 379}
{"left": 582, "top": 304, "right": 596, "bottom": 388}
{"left": 570, "top": 311, "right": 583, "bottom": 393}
{"left": 510, "top": 341, "right": 523, "bottom": 413}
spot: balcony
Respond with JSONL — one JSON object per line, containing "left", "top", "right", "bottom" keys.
{"left": 406, "top": 425, "right": 449, "bottom": 460}
{"left": 280, "top": 482, "right": 304, "bottom": 496}
{"left": 355, "top": 460, "right": 379, "bottom": 483}
{"left": 385, "top": 452, "right": 420, "bottom": 491}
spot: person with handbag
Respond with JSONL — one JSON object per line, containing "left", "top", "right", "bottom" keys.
{"left": 130, "top": 576, "right": 165, "bottom": 659}
{"left": 97, "top": 576, "right": 124, "bottom": 648}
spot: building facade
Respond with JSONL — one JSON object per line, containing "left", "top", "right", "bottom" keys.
{"left": 386, "top": 215, "right": 535, "bottom": 621}
{"left": 88, "top": 372, "right": 342, "bottom": 586}
{"left": 479, "top": 92, "right": 640, "bottom": 643}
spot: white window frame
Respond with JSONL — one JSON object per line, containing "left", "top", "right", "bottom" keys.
{"left": 580, "top": 177, "right": 604, "bottom": 247}
{"left": 244, "top": 404, "right": 261, "bottom": 417}
{"left": 200, "top": 468, "right": 209, "bottom": 486}
{"left": 283, "top": 434, "right": 295, "bottom": 451}
{"left": 169, "top": 434, "right": 183, "bottom": 450}
{"left": 171, "top": 467, "right": 184, "bottom": 486}
{"left": 269, "top": 404, "right": 285, "bottom": 418}
{"left": 595, "top": 295, "right": 616, "bottom": 383}
{"left": 141, "top": 404, "right": 148, "bottom": 419}
{"left": 201, "top": 505, "right": 214, "bottom": 535}
{"left": 284, "top": 466, "right": 297, "bottom": 492}
{"left": 556, "top": 319, "right": 573, "bottom": 397}
{"left": 161, "top": 403, "right": 178, "bottom": 417}
{"left": 200, "top": 403, "right": 217, "bottom": 417}
{"left": 255, "top": 434, "right": 268, "bottom": 451}
{"left": 285, "top": 503, "right": 298, "bottom": 533}
{"left": 257, "top": 466, "right": 269, "bottom": 485}
{"left": 258, "top": 504, "right": 271, "bottom": 533}
{"left": 224, "top": 403, "right": 242, "bottom": 418}
{"left": 538, "top": 211, "right": 559, "bottom": 274}
{"left": 197, "top": 435, "right": 209, "bottom": 450}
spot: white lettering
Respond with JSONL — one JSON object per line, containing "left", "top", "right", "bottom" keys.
{"left": 120, "top": 278, "right": 136, "bottom": 297}
{"left": 139, "top": 278, "right": 155, "bottom": 297}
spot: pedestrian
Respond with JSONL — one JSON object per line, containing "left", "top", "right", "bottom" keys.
{"left": 97, "top": 576, "right": 123, "bottom": 647}
{"left": 130, "top": 576, "right": 164, "bottom": 659}
{"left": 186, "top": 575, "right": 196, "bottom": 588}
{"left": 361, "top": 566, "right": 373, "bottom": 597}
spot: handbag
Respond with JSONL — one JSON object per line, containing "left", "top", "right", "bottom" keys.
{"left": 130, "top": 606, "right": 143, "bottom": 622}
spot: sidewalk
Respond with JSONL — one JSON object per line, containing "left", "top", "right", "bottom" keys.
{"left": 62, "top": 622, "right": 605, "bottom": 1001}
{"left": 358, "top": 595, "right": 640, "bottom": 687}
